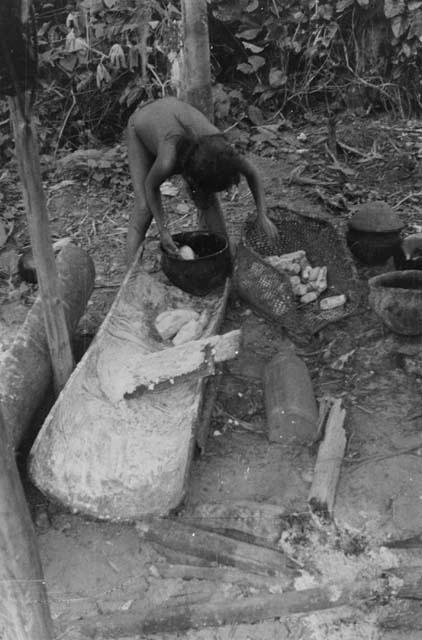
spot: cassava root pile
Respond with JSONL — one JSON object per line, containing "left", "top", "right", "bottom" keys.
{"left": 266, "top": 250, "right": 346, "bottom": 309}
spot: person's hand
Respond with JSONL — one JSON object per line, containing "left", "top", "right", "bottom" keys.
{"left": 160, "top": 229, "right": 179, "bottom": 255}
{"left": 260, "top": 215, "right": 279, "bottom": 244}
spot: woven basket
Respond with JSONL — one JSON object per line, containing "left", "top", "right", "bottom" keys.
{"left": 234, "top": 207, "right": 361, "bottom": 334}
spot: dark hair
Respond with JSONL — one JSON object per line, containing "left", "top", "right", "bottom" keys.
{"left": 176, "top": 132, "right": 241, "bottom": 196}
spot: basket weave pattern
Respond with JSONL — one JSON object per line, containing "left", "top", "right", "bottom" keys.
{"left": 234, "top": 207, "right": 361, "bottom": 333}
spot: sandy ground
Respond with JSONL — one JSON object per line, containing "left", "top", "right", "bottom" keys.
{"left": 1, "top": 115, "right": 422, "bottom": 639}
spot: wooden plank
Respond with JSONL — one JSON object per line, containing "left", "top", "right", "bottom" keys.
{"left": 98, "top": 330, "right": 241, "bottom": 403}
{"left": 136, "top": 518, "right": 295, "bottom": 578}
{"left": 0, "top": 409, "right": 54, "bottom": 639}
{"left": 308, "top": 398, "right": 347, "bottom": 519}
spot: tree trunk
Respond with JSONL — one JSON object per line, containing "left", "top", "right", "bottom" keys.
{"left": 0, "top": 409, "right": 54, "bottom": 640}
{"left": 181, "top": 0, "right": 213, "bottom": 121}
{"left": 136, "top": 0, "right": 151, "bottom": 83}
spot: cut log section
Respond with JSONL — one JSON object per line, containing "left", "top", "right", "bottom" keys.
{"left": 0, "top": 244, "right": 95, "bottom": 448}
{"left": 29, "top": 244, "right": 232, "bottom": 521}
{"left": 308, "top": 398, "right": 347, "bottom": 519}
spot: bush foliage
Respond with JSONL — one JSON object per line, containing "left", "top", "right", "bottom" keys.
{"left": 1, "top": 0, "right": 422, "bottom": 159}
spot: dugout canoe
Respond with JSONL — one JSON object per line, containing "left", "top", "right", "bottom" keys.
{"left": 29, "top": 242, "right": 232, "bottom": 521}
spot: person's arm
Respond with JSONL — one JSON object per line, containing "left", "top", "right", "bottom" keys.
{"left": 144, "top": 145, "right": 179, "bottom": 254}
{"left": 238, "top": 157, "right": 278, "bottom": 242}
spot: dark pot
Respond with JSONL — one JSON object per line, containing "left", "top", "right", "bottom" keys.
{"left": 346, "top": 228, "right": 401, "bottom": 265}
{"left": 160, "top": 231, "right": 231, "bottom": 296}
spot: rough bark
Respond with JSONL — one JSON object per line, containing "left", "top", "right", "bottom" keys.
{"left": 0, "top": 409, "right": 54, "bottom": 640}
{"left": 181, "top": 0, "right": 213, "bottom": 120}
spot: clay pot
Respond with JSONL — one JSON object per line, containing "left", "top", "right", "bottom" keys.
{"left": 368, "top": 270, "right": 422, "bottom": 335}
{"left": 347, "top": 201, "right": 404, "bottom": 265}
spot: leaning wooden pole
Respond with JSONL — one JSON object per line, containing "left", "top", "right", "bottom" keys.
{"left": 181, "top": 0, "right": 213, "bottom": 120}
{"left": 2, "top": 0, "right": 74, "bottom": 394}
{"left": 9, "top": 99, "right": 74, "bottom": 394}
{"left": 0, "top": 408, "right": 54, "bottom": 639}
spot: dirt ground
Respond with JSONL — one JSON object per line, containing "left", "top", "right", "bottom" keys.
{"left": 1, "top": 113, "right": 422, "bottom": 639}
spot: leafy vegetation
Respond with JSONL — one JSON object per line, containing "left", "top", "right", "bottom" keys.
{"left": 1, "top": 0, "right": 422, "bottom": 164}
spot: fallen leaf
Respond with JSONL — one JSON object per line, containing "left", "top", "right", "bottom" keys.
{"left": 331, "top": 349, "right": 356, "bottom": 371}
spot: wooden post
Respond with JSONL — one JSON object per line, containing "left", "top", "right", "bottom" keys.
{"left": 0, "top": 409, "right": 54, "bottom": 639}
{"left": 181, "top": 0, "right": 213, "bottom": 120}
{"left": 9, "top": 97, "right": 74, "bottom": 394}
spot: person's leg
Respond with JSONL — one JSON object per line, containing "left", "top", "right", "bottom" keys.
{"left": 194, "top": 190, "right": 228, "bottom": 237}
{"left": 126, "top": 115, "right": 154, "bottom": 265}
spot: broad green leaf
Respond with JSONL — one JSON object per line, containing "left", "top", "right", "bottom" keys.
{"left": 242, "top": 42, "right": 265, "bottom": 53}
{"left": 237, "top": 62, "right": 254, "bottom": 74}
{"left": 248, "top": 55, "right": 266, "bottom": 71}
{"left": 237, "top": 28, "right": 261, "bottom": 40}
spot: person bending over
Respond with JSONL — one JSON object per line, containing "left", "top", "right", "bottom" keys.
{"left": 126, "top": 96, "right": 278, "bottom": 263}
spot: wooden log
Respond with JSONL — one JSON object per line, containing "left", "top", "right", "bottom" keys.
{"left": 308, "top": 398, "right": 346, "bottom": 519}
{"left": 29, "top": 247, "right": 230, "bottom": 520}
{"left": 0, "top": 244, "right": 95, "bottom": 449}
{"left": 0, "top": 409, "right": 54, "bottom": 639}
{"left": 150, "top": 563, "right": 286, "bottom": 591}
{"left": 69, "top": 578, "right": 382, "bottom": 639}
{"left": 184, "top": 501, "right": 290, "bottom": 548}
{"left": 263, "top": 345, "right": 319, "bottom": 444}
{"left": 9, "top": 97, "right": 74, "bottom": 393}
{"left": 98, "top": 330, "right": 241, "bottom": 403}
{"left": 136, "top": 518, "right": 295, "bottom": 578}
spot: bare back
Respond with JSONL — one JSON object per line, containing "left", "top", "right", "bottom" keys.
{"left": 129, "top": 97, "right": 219, "bottom": 157}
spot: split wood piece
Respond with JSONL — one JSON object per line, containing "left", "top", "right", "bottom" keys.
{"left": 383, "top": 534, "right": 422, "bottom": 549}
{"left": 0, "top": 410, "right": 54, "bottom": 640}
{"left": 136, "top": 518, "right": 296, "bottom": 580}
{"left": 9, "top": 97, "right": 74, "bottom": 394}
{"left": 149, "top": 563, "right": 285, "bottom": 592}
{"left": 308, "top": 398, "right": 347, "bottom": 519}
{"left": 98, "top": 330, "right": 241, "bottom": 404}
{"left": 184, "top": 501, "right": 291, "bottom": 548}
{"left": 71, "top": 578, "right": 383, "bottom": 639}
{"left": 149, "top": 545, "right": 215, "bottom": 568}
{"left": 0, "top": 244, "right": 95, "bottom": 449}
{"left": 196, "top": 375, "right": 219, "bottom": 452}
